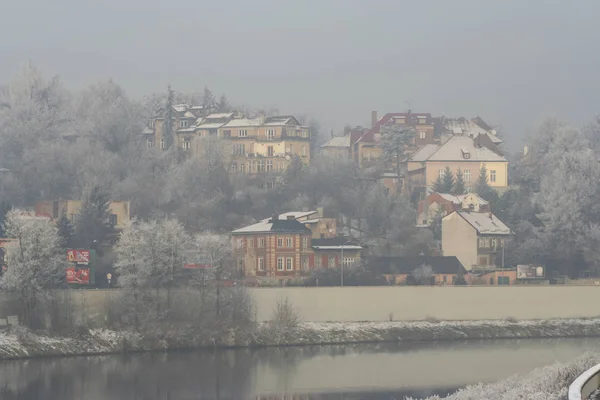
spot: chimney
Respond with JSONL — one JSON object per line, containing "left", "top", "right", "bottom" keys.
{"left": 287, "top": 215, "right": 295, "bottom": 221}
{"left": 371, "top": 111, "right": 378, "bottom": 128}
{"left": 489, "top": 212, "right": 493, "bottom": 219}
{"left": 271, "top": 212, "right": 279, "bottom": 222}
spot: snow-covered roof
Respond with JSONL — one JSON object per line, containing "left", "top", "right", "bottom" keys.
{"left": 141, "top": 127, "right": 153, "bottom": 135}
{"left": 427, "top": 136, "right": 507, "bottom": 162}
{"left": 196, "top": 122, "right": 226, "bottom": 129}
{"left": 172, "top": 104, "right": 188, "bottom": 113}
{"left": 261, "top": 211, "right": 317, "bottom": 222}
{"left": 183, "top": 111, "right": 197, "bottom": 118}
{"left": 232, "top": 218, "right": 311, "bottom": 234}
{"left": 205, "top": 112, "right": 234, "bottom": 119}
{"left": 455, "top": 211, "right": 511, "bottom": 235}
{"left": 264, "top": 118, "right": 292, "bottom": 126}
{"left": 223, "top": 118, "right": 262, "bottom": 128}
{"left": 321, "top": 136, "right": 351, "bottom": 148}
{"left": 410, "top": 144, "right": 440, "bottom": 162}
{"left": 177, "top": 126, "right": 196, "bottom": 133}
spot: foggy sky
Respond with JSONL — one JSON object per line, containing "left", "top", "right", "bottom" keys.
{"left": 2, "top": 0, "right": 600, "bottom": 150}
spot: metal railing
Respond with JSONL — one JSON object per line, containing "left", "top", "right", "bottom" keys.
{"left": 569, "top": 363, "right": 600, "bottom": 399}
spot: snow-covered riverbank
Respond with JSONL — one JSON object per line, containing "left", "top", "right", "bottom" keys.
{"left": 409, "top": 352, "right": 600, "bottom": 400}
{"left": 1, "top": 318, "right": 600, "bottom": 360}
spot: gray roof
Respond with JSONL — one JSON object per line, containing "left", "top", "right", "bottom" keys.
{"left": 232, "top": 217, "right": 311, "bottom": 234}
{"left": 453, "top": 211, "right": 511, "bottom": 235}
{"left": 427, "top": 136, "right": 507, "bottom": 162}
{"left": 321, "top": 136, "right": 351, "bottom": 148}
{"left": 410, "top": 144, "right": 440, "bottom": 162}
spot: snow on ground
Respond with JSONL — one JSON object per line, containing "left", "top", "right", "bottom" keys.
{"left": 408, "top": 353, "right": 600, "bottom": 400}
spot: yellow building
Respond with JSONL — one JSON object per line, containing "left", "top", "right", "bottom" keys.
{"left": 142, "top": 105, "right": 311, "bottom": 184}
{"left": 442, "top": 211, "right": 511, "bottom": 271}
{"left": 35, "top": 200, "right": 130, "bottom": 230}
{"left": 409, "top": 135, "right": 509, "bottom": 194}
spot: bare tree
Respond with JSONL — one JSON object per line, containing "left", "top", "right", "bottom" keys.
{"left": 411, "top": 264, "right": 434, "bottom": 285}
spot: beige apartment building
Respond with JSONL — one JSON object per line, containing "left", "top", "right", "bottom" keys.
{"left": 142, "top": 105, "right": 311, "bottom": 185}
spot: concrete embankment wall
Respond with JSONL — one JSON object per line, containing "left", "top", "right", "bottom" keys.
{"left": 1, "top": 286, "right": 600, "bottom": 323}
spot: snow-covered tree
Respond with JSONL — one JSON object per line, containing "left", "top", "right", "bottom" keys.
{"left": 215, "top": 94, "right": 230, "bottom": 112}
{"left": 1, "top": 210, "right": 65, "bottom": 326}
{"left": 381, "top": 124, "right": 415, "bottom": 191}
{"left": 114, "top": 218, "right": 191, "bottom": 289}
{"left": 411, "top": 264, "right": 434, "bottom": 285}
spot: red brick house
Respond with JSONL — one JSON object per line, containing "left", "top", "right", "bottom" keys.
{"left": 231, "top": 214, "right": 314, "bottom": 282}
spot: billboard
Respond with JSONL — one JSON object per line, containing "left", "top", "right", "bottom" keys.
{"left": 67, "top": 249, "right": 91, "bottom": 265}
{"left": 517, "top": 265, "right": 545, "bottom": 279}
{"left": 66, "top": 267, "right": 90, "bottom": 284}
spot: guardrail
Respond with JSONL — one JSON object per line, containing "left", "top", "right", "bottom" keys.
{"left": 569, "top": 363, "right": 600, "bottom": 399}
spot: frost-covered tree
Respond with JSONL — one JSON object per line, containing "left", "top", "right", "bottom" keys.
{"left": 162, "top": 85, "right": 175, "bottom": 149}
{"left": 115, "top": 218, "right": 191, "bottom": 289}
{"left": 202, "top": 86, "right": 214, "bottom": 109}
{"left": 411, "top": 264, "right": 434, "bottom": 285}
{"left": 1, "top": 211, "right": 65, "bottom": 327}
{"left": 381, "top": 124, "right": 415, "bottom": 191}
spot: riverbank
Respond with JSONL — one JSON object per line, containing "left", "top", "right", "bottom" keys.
{"left": 2, "top": 318, "right": 600, "bottom": 360}
{"left": 411, "top": 352, "right": 600, "bottom": 400}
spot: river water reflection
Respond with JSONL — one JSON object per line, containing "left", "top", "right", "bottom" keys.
{"left": 1, "top": 338, "right": 599, "bottom": 399}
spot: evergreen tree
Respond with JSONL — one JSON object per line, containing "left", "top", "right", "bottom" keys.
{"left": 0, "top": 200, "right": 11, "bottom": 237}
{"left": 163, "top": 85, "right": 175, "bottom": 149}
{"left": 381, "top": 125, "right": 415, "bottom": 193}
{"left": 215, "top": 94, "right": 230, "bottom": 112}
{"left": 453, "top": 168, "right": 466, "bottom": 195}
{"left": 441, "top": 166, "right": 455, "bottom": 193}
{"left": 432, "top": 175, "right": 444, "bottom": 193}
{"left": 74, "top": 185, "right": 115, "bottom": 253}
{"left": 476, "top": 164, "right": 492, "bottom": 196}
{"left": 56, "top": 215, "right": 75, "bottom": 249}
{"left": 202, "top": 86, "right": 215, "bottom": 109}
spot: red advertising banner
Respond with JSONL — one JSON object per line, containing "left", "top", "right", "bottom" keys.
{"left": 67, "top": 249, "right": 90, "bottom": 265}
{"left": 66, "top": 267, "right": 90, "bottom": 284}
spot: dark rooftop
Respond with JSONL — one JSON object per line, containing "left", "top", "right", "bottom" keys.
{"left": 367, "top": 256, "right": 466, "bottom": 275}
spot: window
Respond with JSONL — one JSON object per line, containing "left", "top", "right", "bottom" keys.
{"left": 179, "top": 120, "right": 188, "bottom": 128}
{"left": 257, "top": 160, "right": 265, "bottom": 172}
{"left": 236, "top": 238, "right": 244, "bottom": 249}
{"left": 240, "top": 163, "right": 246, "bottom": 173}
{"left": 498, "top": 276, "right": 510, "bottom": 285}
{"left": 266, "top": 160, "right": 273, "bottom": 172}
{"left": 302, "top": 237, "right": 308, "bottom": 250}
{"left": 183, "top": 138, "right": 192, "bottom": 149}
{"left": 286, "top": 237, "right": 293, "bottom": 248}
{"left": 490, "top": 238, "right": 497, "bottom": 248}
{"left": 343, "top": 257, "right": 354, "bottom": 267}
{"left": 239, "top": 129, "right": 248, "bottom": 137}
{"left": 443, "top": 275, "right": 448, "bottom": 283}
{"left": 286, "top": 257, "right": 293, "bottom": 271}
{"left": 277, "top": 238, "right": 283, "bottom": 247}
{"left": 490, "top": 170, "right": 497, "bottom": 182}
{"left": 328, "top": 256, "right": 336, "bottom": 268}
{"left": 231, "top": 162, "right": 237, "bottom": 172}
{"left": 464, "top": 169, "right": 471, "bottom": 182}
{"left": 289, "top": 144, "right": 294, "bottom": 154}
{"left": 301, "top": 145, "right": 306, "bottom": 157}
{"left": 277, "top": 258, "right": 284, "bottom": 271}
{"left": 479, "top": 238, "right": 487, "bottom": 248}
{"left": 109, "top": 214, "right": 118, "bottom": 226}
{"left": 149, "top": 120, "right": 155, "bottom": 129}
{"left": 160, "top": 138, "right": 165, "bottom": 149}
{"left": 248, "top": 161, "right": 253, "bottom": 173}
{"left": 315, "top": 257, "right": 322, "bottom": 268}
{"left": 438, "top": 169, "right": 444, "bottom": 179}
{"left": 267, "top": 146, "right": 274, "bottom": 157}
{"left": 209, "top": 129, "right": 217, "bottom": 135}
{"left": 222, "top": 130, "right": 231, "bottom": 137}
{"left": 233, "top": 144, "right": 246, "bottom": 155}
{"left": 248, "top": 238, "right": 254, "bottom": 248}
{"left": 267, "top": 129, "right": 275, "bottom": 140}
{"left": 146, "top": 139, "right": 154, "bottom": 148}
{"left": 258, "top": 238, "right": 265, "bottom": 248}
{"left": 419, "top": 131, "right": 426, "bottom": 139}
{"left": 302, "top": 257, "right": 309, "bottom": 271}
{"left": 258, "top": 257, "right": 264, "bottom": 271}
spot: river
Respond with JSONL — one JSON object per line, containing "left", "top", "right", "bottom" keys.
{"left": 0, "top": 337, "right": 599, "bottom": 399}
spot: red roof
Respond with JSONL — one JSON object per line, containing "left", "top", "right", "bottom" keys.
{"left": 358, "top": 112, "right": 433, "bottom": 143}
